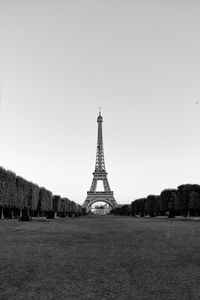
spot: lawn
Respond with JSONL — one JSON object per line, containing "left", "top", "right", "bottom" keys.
{"left": 0, "top": 215, "right": 200, "bottom": 300}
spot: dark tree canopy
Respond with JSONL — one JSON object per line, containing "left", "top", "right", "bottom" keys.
{"left": 0, "top": 165, "right": 84, "bottom": 219}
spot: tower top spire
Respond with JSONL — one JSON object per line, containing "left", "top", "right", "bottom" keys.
{"left": 97, "top": 107, "right": 103, "bottom": 123}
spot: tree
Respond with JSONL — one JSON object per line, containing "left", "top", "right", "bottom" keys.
{"left": 16, "top": 176, "right": 29, "bottom": 214}
{"left": 131, "top": 201, "right": 136, "bottom": 216}
{"left": 31, "top": 184, "right": 40, "bottom": 213}
{"left": 160, "top": 189, "right": 174, "bottom": 215}
{"left": 120, "top": 205, "right": 131, "bottom": 216}
{"left": 0, "top": 167, "right": 7, "bottom": 218}
{"left": 111, "top": 206, "right": 122, "bottom": 215}
{"left": 145, "top": 195, "right": 159, "bottom": 217}
{"left": 188, "top": 191, "right": 200, "bottom": 216}
{"left": 138, "top": 198, "right": 146, "bottom": 217}
{"left": 53, "top": 195, "right": 61, "bottom": 216}
{"left": 131, "top": 198, "right": 146, "bottom": 217}
{"left": 168, "top": 191, "right": 177, "bottom": 218}
{"left": 4, "top": 171, "right": 17, "bottom": 218}
{"left": 159, "top": 189, "right": 178, "bottom": 217}
{"left": 59, "top": 198, "right": 71, "bottom": 217}
{"left": 71, "top": 201, "right": 77, "bottom": 216}
{"left": 38, "top": 188, "right": 52, "bottom": 216}
{"left": 77, "top": 204, "right": 83, "bottom": 216}
{"left": 0, "top": 165, "right": 82, "bottom": 220}
{"left": 176, "top": 184, "right": 199, "bottom": 217}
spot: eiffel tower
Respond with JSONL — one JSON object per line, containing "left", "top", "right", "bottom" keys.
{"left": 83, "top": 110, "right": 117, "bottom": 211}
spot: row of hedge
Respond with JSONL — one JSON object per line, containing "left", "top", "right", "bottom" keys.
{"left": 111, "top": 184, "right": 200, "bottom": 218}
{"left": 0, "top": 166, "right": 85, "bottom": 219}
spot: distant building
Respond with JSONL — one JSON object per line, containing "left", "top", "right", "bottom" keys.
{"left": 91, "top": 203, "right": 111, "bottom": 215}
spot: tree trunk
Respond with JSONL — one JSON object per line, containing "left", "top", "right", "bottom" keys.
{"left": 1, "top": 207, "right": 4, "bottom": 219}
{"left": 11, "top": 209, "right": 13, "bottom": 219}
{"left": 20, "top": 209, "right": 22, "bottom": 218}
{"left": 168, "top": 210, "right": 175, "bottom": 218}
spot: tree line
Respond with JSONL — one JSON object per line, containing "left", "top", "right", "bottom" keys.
{"left": 0, "top": 166, "right": 85, "bottom": 220}
{"left": 111, "top": 184, "right": 200, "bottom": 218}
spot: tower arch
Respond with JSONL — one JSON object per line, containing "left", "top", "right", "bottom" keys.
{"left": 87, "top": 198, "right": 116, "bottom": 210}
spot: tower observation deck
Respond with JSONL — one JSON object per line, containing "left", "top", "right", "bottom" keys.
{"left": 82, "top": 111, "right": 117, "bottom": 211}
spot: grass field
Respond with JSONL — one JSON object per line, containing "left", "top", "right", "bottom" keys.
{"left": 0, "top": 215, "right": 200, "bottom": 300}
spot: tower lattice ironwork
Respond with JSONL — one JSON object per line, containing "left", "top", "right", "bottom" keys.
{"left": 83, "top": 111, "right": 117, "bottom": 211}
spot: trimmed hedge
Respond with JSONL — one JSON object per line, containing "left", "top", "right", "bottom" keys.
{"left": 112, "top": 184, "right": 200, "bottom": 218}
{"left": 0, "top": 166, "right": 84, "bottom": 219}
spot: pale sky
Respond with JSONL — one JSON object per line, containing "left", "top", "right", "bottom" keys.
{"left": 1, "top": 0, "right": 200, "bottom": 205}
